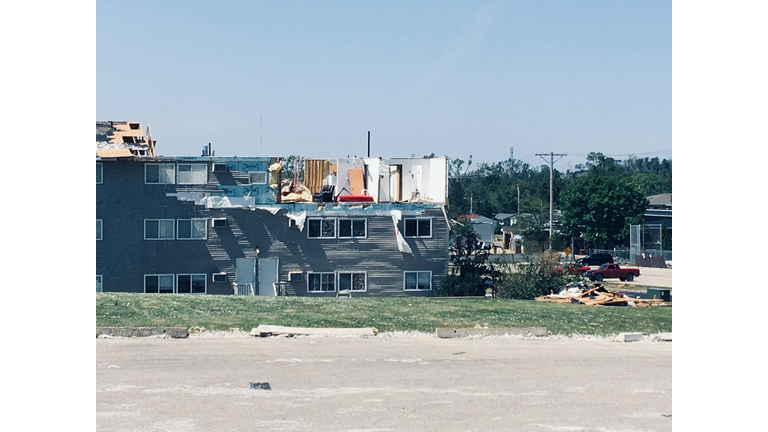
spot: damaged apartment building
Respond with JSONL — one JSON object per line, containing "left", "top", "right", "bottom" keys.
{"left": 96, "top": 122, "right": 449, "bottom": 296}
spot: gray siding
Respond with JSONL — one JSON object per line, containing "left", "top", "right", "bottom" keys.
{"left": 96, "top": 159, "right": 448, "bottom": 296}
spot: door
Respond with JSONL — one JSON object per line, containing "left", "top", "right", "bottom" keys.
{"left": 258, "top": 257, "right": 279, "bottom": 296}
{"left": 236, "top": 258, "right": 256, "bottom": 295}
{"left": 389, "top": 165, "right": 402, "bottom": 202}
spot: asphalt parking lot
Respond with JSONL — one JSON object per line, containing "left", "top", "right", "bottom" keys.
{"left": 97, "top": 335, "right": 672, "bottom": 432}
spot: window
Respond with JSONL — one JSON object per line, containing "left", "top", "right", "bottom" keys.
{"left": 307, "top": 218, "right": 336, "bottom": 238}
{"left": 145, "top": 163, "right": 175, "bottom": 184}
{"left": 96, "top": 163, "right": 102, "bottom": 184}
{"left": 212, "top": 273, "right": 228, "bottom": 283}
{"left": 338, "top": 219, "right": 366, "bottom": 238}
{"left": 289, "top": 272, "right": 303, "bottom": 282}
{"left": 213, "top": 163, "right": 227, "bottom": 172}
{"left": 338, "top": 272, "right": 366, "bottom": 292}
{"left": 307, "top": 272, "right": 335, "bottom": 292}
{"left": 145, "top": 274, "right": 174, "bottom": 293}
{"left": 177, "top": 218, "right": 207, "bottom": 240}
{"left": 248, "top": 171, "right": 268, "bottom": 184}
{"left": 404, "top": 218, "right": 432, "bottom": 238}
{"left": 145, "top": 219, "right": 175, "bottom": 240}
{"left": 211, "top": 218, "right": 228, "bottom": 228}
{"left": 96, "top": 219, "right": 102, "bottom": 241}
{"left": 404, "top": 271, "right": 432, "bottom": 291}
{"left": 177, "top": 274, "right": 207, "bottom": 294}
{"left": 96, "top": 275, "right": 102, "bottom": 293}
{"left": 177, "top": 163, "right": 208, "bottom": 184}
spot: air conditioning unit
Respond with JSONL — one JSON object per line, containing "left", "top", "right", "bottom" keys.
{"left": 212, "top": 273, "right": 227, "bottom": 283}
{"left": 211, "top": 218, "right": 228, "bottom": 228}
{"left": 213, "top": 163, "right": 228, "bottom": 172}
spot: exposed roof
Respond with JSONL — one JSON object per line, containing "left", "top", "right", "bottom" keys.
{"left": 494, "top": 213, "right": 515, "bottom": 221}
{"left": 647, "top": 193, "right": 672, "bottom": 208}
{"left": 96, "top": 121, "right": 155, "bottom": 157}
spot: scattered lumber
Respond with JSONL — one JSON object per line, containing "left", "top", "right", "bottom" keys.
{"left": 535, "top": 283, "right": 670, "bottom": 307}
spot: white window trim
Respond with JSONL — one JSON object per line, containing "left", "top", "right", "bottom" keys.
{"left": 338, "top": 218, "right": 367, "bottom": 239}
{"left": 288, "top": 271, "right": 303, "bottom": 281}
{"left": 307, "top": 272, "right": 336, "bottom": 293}
{"left": 403, "top": 271, "right": 433, "bottom": 291}
{"left": 176, "top": 218, "right": 208, "bottom": 240}
{"left": 404, "top": 217, "right": 433, "bottom": 238}
{"left": 144, "top": 219, "right": 175, "bottom": 240}
{"left": 96, "top": 219, "right": 103, "bottom": 241}
{"left": 144, "top": 274, "right": 175, "bottom": 294}
{"left": 248, "top": 171, "right": 268, "bottom": 185}
{"left": 307, "top": 218, "right": 337, "bottom": 239}
{"left": 177, "top": 163, "right": 209, "bottom": 185}
{"left": 96, "top": 163, "right": 103, "bottom": 184}
{"left": 338, "top": 271, "right": 367, "bottom": 292}
{"left": 176, "top": 273, "right": 208, "bottom": 294}
{"left": 96, "top": 275, "right": 103, "bottom": 292}
{"left": 145, "top": 163, "right": 176, "bottom": 184}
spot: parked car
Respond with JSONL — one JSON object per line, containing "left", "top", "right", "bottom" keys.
{"left": 577, "top": 253, "right": 614, "bottom": 267}
{"left": 585, "top": 263, "right": 640, "bottom": 282}
{"left": 555, "top": 262, "right": 591, "bottom": 276}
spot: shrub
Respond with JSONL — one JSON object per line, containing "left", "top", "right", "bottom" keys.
{"left": 496, "top": 251, "right": 580, "bottom": 300}
{"left": 437, "top": 273, "right": 486, "bottom": 297}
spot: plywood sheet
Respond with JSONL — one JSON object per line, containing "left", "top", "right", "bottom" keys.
{"left": 349, "top": 168, "right": 365, "bottom": 195}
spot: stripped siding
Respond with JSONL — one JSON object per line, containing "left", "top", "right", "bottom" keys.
{"left": 97, "top": 158, "right": 448, "bottom": 296}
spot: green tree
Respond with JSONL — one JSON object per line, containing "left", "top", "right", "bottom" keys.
{"left": 559, "top": 175, "right": 649, "bottom": 248}
{"left": 438, "top": 221, "right": 491, "bottom": 296}
{"left": 625, "top": 173, "right": 672, "bottom": 196}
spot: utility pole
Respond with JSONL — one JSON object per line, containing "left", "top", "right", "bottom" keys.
{"left": 536, "top": 152, "right": 567, "bottom": 240}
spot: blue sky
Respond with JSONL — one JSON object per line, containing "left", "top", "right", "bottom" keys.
{"left": 97, "top": 0, "right": 671, "bottom": 171}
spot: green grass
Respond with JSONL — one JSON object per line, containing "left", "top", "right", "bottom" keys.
{"left": 96, "top": 293, "right": 671, "bottom": 336}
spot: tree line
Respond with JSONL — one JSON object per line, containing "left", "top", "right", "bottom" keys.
{"left": 446, "top": 152, "right": 672, "bottom": 250}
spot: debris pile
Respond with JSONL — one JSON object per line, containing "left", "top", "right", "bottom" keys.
{"left": 535, "top": 282, "right": 670, "bottom": 307}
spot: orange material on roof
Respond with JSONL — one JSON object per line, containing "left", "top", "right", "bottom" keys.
{"left": 97, "top": 149, "right": 134, "bottom": 158}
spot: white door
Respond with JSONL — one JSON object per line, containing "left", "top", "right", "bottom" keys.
{"left": 258, "top": 257, "right": 279, "bottom": 296}
{"left": 236, "top": 258, "right": 256, "bottom": 295}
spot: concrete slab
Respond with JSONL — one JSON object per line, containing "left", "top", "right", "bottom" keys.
{"left": 436, "top": 327, "right": 547, "bottom": 338}
{"left": 250, "top": 325, "right": 377, "bottom": 337}
{"left": 96, "top": 327, "right": 188, "bottom": 338}
{"left": 614, "top": 332, "right": 645, "bottom": 342}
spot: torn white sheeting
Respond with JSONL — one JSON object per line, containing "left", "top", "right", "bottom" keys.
{"left": 166, "top": 193, "right": 205, "bottom": 203}
{"left": 286, "top": 211, "right": 307, "bottom": 232}
{"left": 202, "top": 196, "right": 256, "bottom": 209}
{"left": 390, "top": 210, "right": 412, "bottom": 254}
{"left": 255, "top": 206, "right": 281, "bottom": 215}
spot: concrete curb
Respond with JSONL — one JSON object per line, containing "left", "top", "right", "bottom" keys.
{"left": 436, "top": 327, "right": 547, "bottom": 338}
{"left": 250, "top": 325, "right": 377, "bottom": 337}
{"left": 613, "top": 332, "right": 673, "bottom": 342}
{"left": 96, "top": 327, "right": 189, "bottom": 338}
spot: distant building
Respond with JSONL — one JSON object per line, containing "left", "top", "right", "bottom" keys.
{"left": 96, "top": 122, "right": 449, "bottom": 297}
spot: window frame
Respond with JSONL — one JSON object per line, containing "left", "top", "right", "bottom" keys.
{"left": 338, "top": 218, "right": 367, "bottom": 239}
{"left": 176, "top": 218, "right": 208, "bottom": 240}
{"left": 176, "top": 273, "right": 207, "bottom": 294}
{"left": 144, "top": 274, "right": 175, "bottom": 294}
{"left": 176, "top": 163, "right": 208, "bottom": 185}
{"left": 96, "top": 275, "right": 103, "bottom": 293}
{"left": 145, "top": 163, "right": 176, "bottom": 184}
{"left": 96, "top": 163, "right": 103, "bottom": 184}
{"left": 96, "top": 219, "right": 103, "bottom": 241}
{"left": 144, "top": 219, "right": 175, "bottom": 240}
{"left": 307, "top": 272, "right": 336, "bottom": 293}
{"left": 403, "top": 217, "right": 432, "bottom": 238}
{"left": 248, "top": 171, "right": 268, "bottom": 185}
{"left": 307, "top": 218, "right": 337, "bottom": 239}
{"left": 403, "top": 271, "right": 432, "bottom": 291}
{"left": 338, "top": 271, "right": 367, "bottom": 292}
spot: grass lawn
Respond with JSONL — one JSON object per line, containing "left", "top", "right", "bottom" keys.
{"left": 96, "top": 293, "right": 671, "bottom": 336}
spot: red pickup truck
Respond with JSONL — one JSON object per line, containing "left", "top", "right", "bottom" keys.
{"left": 585, "top": 263, "right": 640, "bottom": 282}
